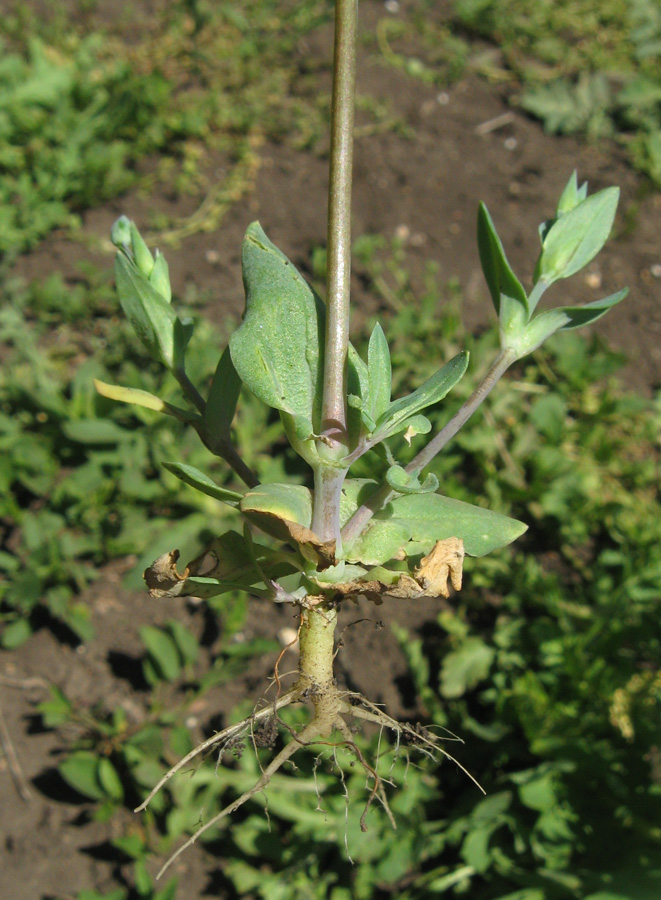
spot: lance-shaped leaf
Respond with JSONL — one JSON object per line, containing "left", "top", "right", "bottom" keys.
{"left": 477, "top": 203, "right": 529, "bottom": 334}
{"left": 346, "top": 342, "right": 371, "bottom": 445}
{"left": 94, "top": 379, "right": 200, "bottom": 425}
{"left": 556, "top": 171, "right": 588, "bottom": 217}
{"left": 115, "top": 252, "right": 179, "bottom": 369}
{"left": 162, "top": 462, "right": 244, "bottom": 506}
{"left": 204, "top": 346, "right": 242, "bottom": 447}
{"left": 508, "top": 289, "right": 628, "bottom": 359}
{"left": 372, "top": 351, "right": 469, "bottom": 442}
{"left": 367, "top": 323, "right": 392, "bottom": 423}
{"left": 539, "top": 172, "right": 589, "bottom": 243}
{"left": 229, "top": 222, "right": 325, "bottom": 435}
{"left": 340, "top": 479, "right": 527, "bottom": 564}
{"left": 534, "top": 187, "right": 620, "bottom": 287}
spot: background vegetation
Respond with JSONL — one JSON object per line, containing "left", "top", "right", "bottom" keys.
{"left": 1, "top": 1, "right": 659, "bottom": 899}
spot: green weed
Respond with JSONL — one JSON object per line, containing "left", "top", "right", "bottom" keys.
{"left": 450, "top": 0, "right": 661, "bottom": 184}
{"left": 0, "top": 1, "right": 334, "bottom": 255}
{"left": 25, "top": 238, "right": 658, "bottom": 899}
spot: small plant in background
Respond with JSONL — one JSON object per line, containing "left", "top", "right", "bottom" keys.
{"left": 95, "top": 0, "right": 630, "bottom": 880}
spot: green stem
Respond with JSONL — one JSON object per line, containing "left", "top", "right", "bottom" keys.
{"left": 407, "top": 348, "right": 516, "bottom": 473}
{"left": 175, "top": 369, "right": 206, "bottom": 415}
{"left": 297, "top": 604, "right": 338, "bottom": 693}
{"left": 321, "top": 0, "right": 358, "bottom": 443}
{"left": 311, "top": 464, "right": 347, "bottom": 545}
{"left": 340, "top": 348, "right": 516, "bottom": 547}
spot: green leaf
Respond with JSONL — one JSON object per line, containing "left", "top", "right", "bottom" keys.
{"left": 162, "top": 462, "right": 243, "bottom": 506}
{"left": 37, "top": 685, "right": 73, "bottom": 728}
{"left": 229, "top": 222, "right": 324, "bottom": 427}
{"left": 59, "top": 752, "right": 109, "bottom": 801}
{"left": 367, "top": 322, "right": 392, "bottom": 422}
{"left": 477, "top": 203, "right": 529, "bottom": 330}
{"left": 61, "top": 419, "right": 130, "bottom": 444}
{"left": 534, "top": 187, "right": 620, "bottom": 286}
{"left": 385, "top": 465, "right": 438, "bottom": 494}
{"left": 240, "top": 483, "right": 313, "bottom": 529}
{"left": 149, "top": 249, "right": 171, "bottom": 302}
{"left": 518, "top": 773, "right": 558, "bottom": 812}
{"left": 556, "top": 170, "right": 588, "bottom": 216}
{"left": 129, "top": 220, "right": 155, "bottom": 276}
{"left": 97, "top": 757, "right": 124, "bottom": 802}
{"left": 511, "top": 289, "right": 628, "bottom": 358}
{"left": 166, "top": 620, "right": 198, "bottom": 667}
{"left": 78, "top": 889, "right": 127, "bottom": 900}
{"left": 341, "top": 480, "right": 527, "bottom": 563}
{"left": 440, "top": 636, "right": 495, "bottom": 697}
{"left": 373, "top": 352, "right": 469, "bottom": 441}
{"left": 94, "top": 380, "right": 198, "bottom": 424}
{"left": 346, "top": 342, "right": 371, "bottom": 445}
{"left": 115, "top": 251, "right": 178, "bottom": 369}
{"left": 0, "top": 618, "right": 33, "bottom": 648}
{"left": 204, "top": 345, "right": 242, "bottom": 443}
{"left": 140, "top": 626, "right": 182, "bottom": 682}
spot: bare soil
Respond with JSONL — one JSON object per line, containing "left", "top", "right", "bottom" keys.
{"left": 2, "top": 3, "right": 660, "bottom": 898}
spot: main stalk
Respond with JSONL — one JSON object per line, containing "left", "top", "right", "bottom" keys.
{"left": 321, "top": 0, "right": 358, "bottom": 442}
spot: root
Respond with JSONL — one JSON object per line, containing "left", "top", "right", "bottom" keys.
{"left": 134, "top": 689, "right": 297, "bottom": 813}
{"left": 138, "top": 635, "right": 481, "bottom": 879}
{"left": 156, "top": 717, "right": 322, "bottom": 880}
{"left": 343, "top": 693, "right": 485, "bottom": 795}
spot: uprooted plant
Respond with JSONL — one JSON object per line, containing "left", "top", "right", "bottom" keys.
{"left": 95, "top": 0, "right": 628, "bottom": 879}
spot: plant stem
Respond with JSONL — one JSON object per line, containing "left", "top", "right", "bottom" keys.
{"left": 321, "top": 0, "right": 358, "bottom": 443}
{"left": 312, "top": 464, "right": 348, "bottom": 544}
{"left": 407, "top": 347, "right": 516, "bottom": 473}
{"left": 340, "top": 348, "right": 516, "bottom": 547}
{"left": 296, "top": 603, "right": 340, "bottom": 737}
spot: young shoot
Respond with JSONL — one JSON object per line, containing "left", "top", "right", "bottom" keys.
{"left": 96, "top": 0, "right": 627, "bottom": 877}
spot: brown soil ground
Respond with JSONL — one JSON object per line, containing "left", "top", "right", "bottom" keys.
{"left": 2, "top": 3, "right": 660, "bottom": 898}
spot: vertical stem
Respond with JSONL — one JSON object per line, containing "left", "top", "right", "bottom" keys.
{"left": 322, "top": 0, "right": 358, "bottom": 441}
{"left": 298, "top": 605, "right": 338, "bottom": 692}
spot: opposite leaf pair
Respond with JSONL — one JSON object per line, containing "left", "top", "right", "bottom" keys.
{"left": 478, "top": 171, "right": 628, "bottom": 359}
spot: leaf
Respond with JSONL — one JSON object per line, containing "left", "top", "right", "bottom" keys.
{"left": 367, "top": 322, "right": 392, "bottom": 422}
{"left": 162, "top": 462, "right": 243, "bottom": 505}
{"left": 341, "top": 480, "right": 527, "bottom": 561}
{"left": 229, "top": 222, "right": 325, "bottom": 427}
{"left": 166, "top": 620, "right": 198, "bottom": 667}
{"left": 512, "top": 289, "right": 628, "bottom": 358}
{"left": 534, "top": 187, "right": 620, "bottom": 286}
{"left": 140, "top": 625, "right": 182, "bottom": 682}
{"left": 93, "top": 379, "right": 197, "bottom": 424}
{"left": 373, "top": 352, "right": 469, "bottom": 441}
{"left": 97, "top": 757, "right": 124, "bottom": 802}
{"left": 115, "top": 251, "right": 178, "bottom": 369}
{"left": 143, "top": 533, "right": 297, "bottom": 600}
{"left": 61, "top": 418, "right": 130, "bottom": 444}
{"left": 204, "top": 345, "right": 242, "bottom": 443}
{"left": 555, "top": 170, "right": 588, "bottom": 216}
{"left": 520, "top": 73, "right": 612, "bottom": 136}
{"left": 240, "top": 483, "right": 312, "bottom": 529}
{"left": 0, "top": 618, "right": 33, "bottom": 648}
{"left": 518, "top": 772, "right": 558, "bottom": 812}
{"left": 440, "top": 636, "right": 495, "bottom": 697}
{"left": 385, "top": 465, "right": 439, "bottom": 494}
{"left": 346, "top": 342, "right": 371, "bottom": 445}
{"left": 59, "top": 752, "right": 110, "bottom": 802}
{"left": 477, "top": 203, "right": 529, "bottom": 329}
